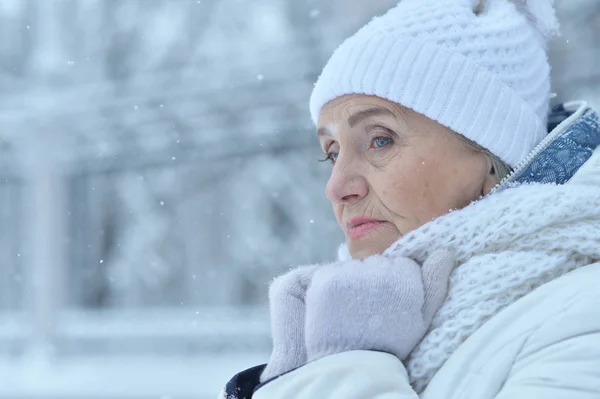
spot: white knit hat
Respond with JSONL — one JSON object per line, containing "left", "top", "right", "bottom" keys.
{"left": 310, "top": 0, "right": 560, "bottom": 167}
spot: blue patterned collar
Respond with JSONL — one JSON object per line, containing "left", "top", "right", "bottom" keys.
{"left": 510, "top": 101, "right": 600, "bottom": 185}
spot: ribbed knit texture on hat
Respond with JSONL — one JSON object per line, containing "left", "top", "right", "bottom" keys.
{"left": 310, "top": 0, "right": 560, "bottom": 167}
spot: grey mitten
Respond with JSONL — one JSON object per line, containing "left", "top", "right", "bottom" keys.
{"left": 304, "top": 249, "right": 455, "bottom": 363}
{"left": 260, "top": 265, "right": 318, "bottom": 383}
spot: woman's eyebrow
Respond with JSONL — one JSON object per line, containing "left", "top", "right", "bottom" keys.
{"left": 348, "top": 107, "right": 394, "bottom": 127}
{"left": 317, "top": 127, "right": 333, "bottom": 137}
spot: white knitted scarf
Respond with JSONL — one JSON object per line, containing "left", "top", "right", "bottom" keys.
{"left": 369, "top": 181, "right": 600, "bottom": 393}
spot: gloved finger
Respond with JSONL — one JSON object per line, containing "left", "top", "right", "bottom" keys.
{"left": 269, "top": 265, "right": 319, "bottom": 302}
{"left": 268, "top": 265, "right": 320, "bottom": 333}
{"left": 383, "top": 255, "right": 425, "bottom": 310}
{"left": 262, "top": 265, "right": 320, "bottom": 382}
{"left": 420, "top": 249, "right": 456, "bottom": 324}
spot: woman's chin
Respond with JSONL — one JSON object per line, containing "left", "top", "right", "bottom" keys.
{"left": 349, "top": 246, "right": 383, "bottom": 260}
{"left": 347, "top": 233, "right": 400, "bottom": 259}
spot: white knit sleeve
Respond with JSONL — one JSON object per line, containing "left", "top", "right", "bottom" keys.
{"left": 253, "top": 350, "right": 418, "bottom": 399}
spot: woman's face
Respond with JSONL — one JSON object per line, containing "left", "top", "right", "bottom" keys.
{"left": 317, "top": 95, "right": 498, "bottom": 259}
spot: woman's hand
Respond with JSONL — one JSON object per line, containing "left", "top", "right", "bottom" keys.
{"left": 260, "top": 249, "right": 455, "bottom": 383}
{"left": 305, "top": 249, "right": 455, "bottom": 363}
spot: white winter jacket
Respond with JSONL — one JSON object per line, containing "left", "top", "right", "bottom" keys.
{"left": 255, "top": 261, "right": 600, "bottom": 398}
{"left": 221, "top": 101, "right": 600, "bottom": 399}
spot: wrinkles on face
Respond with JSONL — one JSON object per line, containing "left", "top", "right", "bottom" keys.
{"left": 343, "top": 195, "right": 383, "bottom": 224}
{"left": 317, "top": 95, "right": 493, "bottom": 259}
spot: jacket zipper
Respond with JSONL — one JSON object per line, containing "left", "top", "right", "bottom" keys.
{"left": 496, "top": 101, "right": 589, "bottom": 189}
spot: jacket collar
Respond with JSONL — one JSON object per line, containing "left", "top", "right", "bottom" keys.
{"left": 506, "top": 101, "right": 600, "bottom": 185}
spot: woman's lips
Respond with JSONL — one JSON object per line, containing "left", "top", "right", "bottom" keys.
{"left": 346, "top": 217, "right": 385, "bottom": 240}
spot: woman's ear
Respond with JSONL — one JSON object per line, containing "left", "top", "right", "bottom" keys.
{"left": 482, "top": 163, "right": 498, "bottom": 195}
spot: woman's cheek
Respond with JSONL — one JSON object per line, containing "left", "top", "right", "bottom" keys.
{"left": 332, "top": 203, "right": 344, "bottom": 227}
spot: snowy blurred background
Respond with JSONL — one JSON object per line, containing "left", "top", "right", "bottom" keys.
{"left": 0, "top": 0, "right": 598, "bottom": 398}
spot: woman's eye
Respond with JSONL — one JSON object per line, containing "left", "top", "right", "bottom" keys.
{"left": 372, "top": 136, "right": 392, "bottom": 148}
{"left": 319, "top": 152, "right": 338, "bottom": 164}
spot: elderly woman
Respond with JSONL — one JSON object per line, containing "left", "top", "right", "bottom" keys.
{"left": 221, "top": 0, "right": 600, "bottom": 398}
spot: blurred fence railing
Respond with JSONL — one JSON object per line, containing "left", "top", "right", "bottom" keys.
{"left": 0, "top": 78, "right": 340, "bottom": 397}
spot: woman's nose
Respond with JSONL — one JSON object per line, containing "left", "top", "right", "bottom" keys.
{"left": 325, "top": 163, "right": 369, "bottom": 204}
